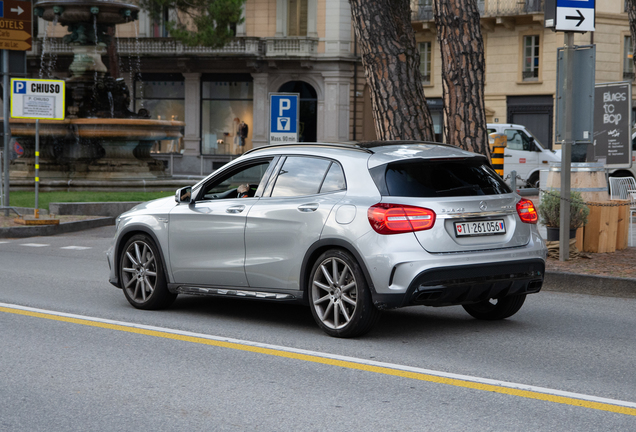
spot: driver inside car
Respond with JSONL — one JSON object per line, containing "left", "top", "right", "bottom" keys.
{"left": 237, "top": 184, "right": 250, "bottom": 198}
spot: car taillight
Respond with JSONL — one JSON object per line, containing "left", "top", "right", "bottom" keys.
{"left": 516, "top": 198, "right": 538, "bottom": 224}
{"left": 368, "top": 204, "right": 436, "bottom": 234}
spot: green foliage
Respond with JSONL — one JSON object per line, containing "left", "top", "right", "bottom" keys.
{"left": 537, "top": 189, "right": 590, "bottom": 229}
{"left": 10, "top": 191, "right": 172, "bottom": 210}
{"left": 138, "top": 0, "right": 245, "bottom": 48}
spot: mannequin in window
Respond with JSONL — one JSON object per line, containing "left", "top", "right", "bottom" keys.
{"left": 238, "top": 121, "right": 249, "bottom": 154}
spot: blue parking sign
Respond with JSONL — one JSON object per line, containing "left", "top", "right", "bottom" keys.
{"left": 270, "top": 93, "right": 299, "bottom": 143}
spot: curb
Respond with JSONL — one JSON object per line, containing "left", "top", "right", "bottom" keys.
{"left": 0, "top": 217, "right": 115, "bottom": 238}
{"left": 543, "top": 271, "right": 636, "bottom": 299}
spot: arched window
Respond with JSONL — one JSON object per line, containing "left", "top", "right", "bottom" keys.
{"left": 279, "top": 81, "right": 317, "bottom": 142}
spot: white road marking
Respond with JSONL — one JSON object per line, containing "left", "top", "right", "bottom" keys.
{"left": 60, "top": 246, "right": 92, "bottom": 250}
{"left": 20, "top": 243, "right": 50, "bottom": 247}
{"left": 1, "top": 301, "right": 635, "bottom": 414}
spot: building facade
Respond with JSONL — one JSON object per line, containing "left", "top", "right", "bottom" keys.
{"left": 30, "top": 0, "right": 366, "bottom": 174}
{"left": 27, "top": 0, "right": 634, "bottom": 174}
{"left": 412, "top": 0, "right": 634, "bottom": 150}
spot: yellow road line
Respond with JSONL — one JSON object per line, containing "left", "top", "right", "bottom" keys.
{"left": 2, "top": 304, "right": 635, "bottom": 417}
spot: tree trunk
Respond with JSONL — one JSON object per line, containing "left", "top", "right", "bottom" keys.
{"left": 350, "top": 0, "right": 435, "bottom": 141}
{"left": 434, "top": 0, "right": 490, "bottom": 157}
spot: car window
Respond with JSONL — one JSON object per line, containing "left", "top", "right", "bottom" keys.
{"left": 505, "top": 129, "right": 524, "bottom": 151}
{"left": 270, "top": 156, "right": 332, "bottom": 197}
{"left": 199, "top": 160, "right": 272, "bottom": 200}
{"left": 372, "top": 157, "right": 511, "bottom": 197}
{"left": 319, "top": 162, "right": 346, "bottom": 193}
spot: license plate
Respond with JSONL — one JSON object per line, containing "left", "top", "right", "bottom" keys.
{"left": 454, "top": 220, "right": 506, "bottom": 237}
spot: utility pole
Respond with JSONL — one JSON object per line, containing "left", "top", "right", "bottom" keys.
{"left": 3, "top": 49, "right": 10, "bottom": 217}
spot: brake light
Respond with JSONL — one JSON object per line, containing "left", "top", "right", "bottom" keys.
{"left": 516, "top": 198, "right": 538, "bottom": 224}
{"left": 368, "top": 204, "right": 436, "bottom": 234}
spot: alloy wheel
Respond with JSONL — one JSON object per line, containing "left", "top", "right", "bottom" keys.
{"left": 311, "top": 257, "right": 358, "bottom": 329}
{"left": 121, "top": 240, "right": 158, "bottom": 303}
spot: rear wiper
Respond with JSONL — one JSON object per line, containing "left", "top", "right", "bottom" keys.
{"left": 436, "top": 185, "right": 479, "bottom": 194}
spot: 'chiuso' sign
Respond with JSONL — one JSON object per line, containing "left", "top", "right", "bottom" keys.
{"left": 11, "top": 78, "right": 65, "bottom": 120}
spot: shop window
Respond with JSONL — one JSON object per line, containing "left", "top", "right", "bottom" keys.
{"left": 135, "top": 77, "right": 185, "bottom": 153}
{"left": 288, "top": 0, "right": 308, "bottom": 36}
{"left": 522, "top": 35, "right": 540, "bottom": 82}
{"left": 419, "top": 41, "right": 432, "bottom": 85}
{"left": 624, "top": 36, "right": 634, "bottom": 81}
{"left": 201, "top": 78, "right": 254, "bottom": 155}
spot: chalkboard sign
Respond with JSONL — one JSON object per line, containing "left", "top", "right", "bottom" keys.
{"left": 594, "top": 82, "right": 632, "bottom": 169}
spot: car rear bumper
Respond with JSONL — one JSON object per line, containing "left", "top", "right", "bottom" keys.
{"left": 372, "top": 259, "right": 544, "bottom": 310}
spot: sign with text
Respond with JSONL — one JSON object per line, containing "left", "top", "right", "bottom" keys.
{"left": 11, "top": 78, "right": 65, "bottom": 120}
{"left": 269, "top": 93, "right": 299, "bottom": 144}
{"left": 0, "top": 0, "right": 32, "bottom": 51}
{"left": 593, "top": 82, "right": 632, "bottom": 169}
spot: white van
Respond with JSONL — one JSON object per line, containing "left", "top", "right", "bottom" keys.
{"left": 487, "top": 123, "right": 560, "bottom": 189}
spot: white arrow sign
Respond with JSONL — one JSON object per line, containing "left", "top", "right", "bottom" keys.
{"left": 10, "top": 6, "right": 24, "bottom": 15}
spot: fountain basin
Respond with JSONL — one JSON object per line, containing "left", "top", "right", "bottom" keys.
{"left": 7, "top": 118, "right": 185, "bottom": 180}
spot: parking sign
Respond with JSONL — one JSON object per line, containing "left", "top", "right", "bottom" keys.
{"left": 269, "top": 93, "right": 299, "bottom": 143}
{"left": 11, "top": 78, "right": 65, "bottom": 120}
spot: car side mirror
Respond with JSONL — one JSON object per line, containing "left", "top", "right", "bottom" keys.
{"left": 175, "top": 186, "right": 193, "bottom": 204}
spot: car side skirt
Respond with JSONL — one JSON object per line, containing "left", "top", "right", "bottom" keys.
{"left": 168, "top": 284, "right": 304, "bottom": 303}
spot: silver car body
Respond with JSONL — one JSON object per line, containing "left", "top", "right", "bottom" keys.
{"left": 107, "top": 142, "right": 546, "bottom": 327}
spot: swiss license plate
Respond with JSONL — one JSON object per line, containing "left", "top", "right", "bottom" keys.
{"left": 454, "top": 219, "right": 506, "bottom": 237}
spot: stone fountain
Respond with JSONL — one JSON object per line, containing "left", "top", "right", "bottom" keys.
{"left": 7, "top": 0, "right": 186, "bottom": 187}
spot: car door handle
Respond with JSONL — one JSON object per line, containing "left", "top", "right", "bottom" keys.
{"left": 226, "top": 205, "right": 246, "bottom": 214}
{"left": 504, "top": 154, "right": 513, "bottom": 157}
{"left": 298, "top": 203, "right": 319, "bottom": 212}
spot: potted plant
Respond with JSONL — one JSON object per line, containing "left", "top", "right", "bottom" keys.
{"left": 537, "top": 189, "right": 590, "bottom": 241}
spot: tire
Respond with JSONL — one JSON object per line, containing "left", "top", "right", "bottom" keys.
{"left": 462, "top": 294, "right": 526, "bottom": 320}
{"left": 527, "top": 173, "right": 540, "bottom": 190}
{"left": 120, "top": 234, "right": 177, "bottom": 310}
{"left": 308, "top": 249, "right": 381, "bottom": 338}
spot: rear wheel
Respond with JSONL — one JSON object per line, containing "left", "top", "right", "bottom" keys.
{"left": 120, "top": 234, "right": 177, "bottom": 310}
{"left": 462, "top": 294, "right": 526, "bottom": 320}
{"left": 309, "top": 249, "right": 380, "bottom": 338}
{"left": 527, "top": 172, "right": 540, "bottom": 189}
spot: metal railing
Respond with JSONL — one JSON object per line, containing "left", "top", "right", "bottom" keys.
{"left": 411, "top": 0, "right": 544, "bottom": 22}
{"left": 36, "top": 36, "right": 320, "bottom": 58}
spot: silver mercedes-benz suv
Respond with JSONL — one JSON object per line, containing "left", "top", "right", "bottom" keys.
{"left": 107, "top": 141, "right": 547, "bottom": 337}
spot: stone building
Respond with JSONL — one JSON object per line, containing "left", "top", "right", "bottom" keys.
{"left": 412, "top": 0, "right": 633, "bottom": 150}
{"left": 28, "top": 0, "right": 634, "bottom": 174}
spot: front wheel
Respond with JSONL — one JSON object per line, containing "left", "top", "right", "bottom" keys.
{"left": 120, "top": 234, "right": 177, "bottom": 310}
{"left": 309, "top": 249, "right": 380, "bottom": 338}
{"left": 462, "top": 294, "right": 526, "bottom": 320}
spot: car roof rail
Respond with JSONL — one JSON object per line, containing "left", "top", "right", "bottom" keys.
{"left": 243, "top": 142, "right": 374, "bottom": 156}
{"left": 356, "top": 140, "right": 458, "bottom": 150}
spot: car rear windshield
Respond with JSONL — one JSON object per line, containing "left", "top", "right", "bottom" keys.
{"left": 370, "top": 157, "right": 511, "bottom": 197}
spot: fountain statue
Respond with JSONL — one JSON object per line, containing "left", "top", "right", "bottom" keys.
{"left": 7, "top": 0, "right": 185, "bottom": 184}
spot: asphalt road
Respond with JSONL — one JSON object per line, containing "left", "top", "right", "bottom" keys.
{"left": 1, "top": 226, "right": 635, "bottom": 431}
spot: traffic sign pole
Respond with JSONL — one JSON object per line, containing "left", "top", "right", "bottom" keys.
{"left": 34, "top": 119, "right": 39, "bottom": 218}
{"left": 3, "top": 49, "right": 10, "bottom": 216}
{"left": 559, "top": 32, "right": 574, "bottom": 261}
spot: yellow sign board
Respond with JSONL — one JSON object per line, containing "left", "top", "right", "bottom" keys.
{"left": 0, "top": 29, "right": 30, "bottom": 41}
